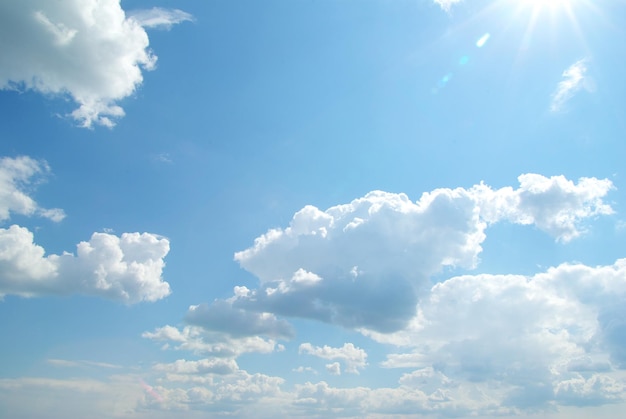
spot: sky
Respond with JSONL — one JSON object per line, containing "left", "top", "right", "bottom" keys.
{"left": 0, "top": 0, "right": 625, "bottom": 417}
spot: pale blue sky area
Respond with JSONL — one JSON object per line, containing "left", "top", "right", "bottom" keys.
{"left": 0, "top": 0, "right": 625, "bottom": 417}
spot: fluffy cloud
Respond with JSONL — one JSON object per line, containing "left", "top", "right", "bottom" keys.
{"left": 142, "top": 325, "right": 284, "bottom": 358}
{"left": 229, "top": 174, "right": 613, "bottom": 333}
{"left": 371, "top": 258, "right": 626, "bottom": 409}
{"left": 299, "top": 343, "right": 368, "bottom": 374}
{"left": 0, "top": 225, "right": 171, "bottom": 303}
{"left": 0, "top": 1, "right": 190, "bottom": 127}
{"left": 551, "top": 59, "right": 593, "bottom": 112}
{"left": 0, "top": 156, "right": 65, "bottom": 222}
{"left": 473, "top": 174, "right": 613, "bottom": 242}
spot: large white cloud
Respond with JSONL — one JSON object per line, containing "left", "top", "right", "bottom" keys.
{"left": 0, "top": 225, "right": 171, "bottom": 303}
{"left": 370, "top": 259, "right": 626, "bottom": 409}
{"left": 0, "top": 156, "right": 65, "bottom": 222}
{"left": 0, "top": 0, "right": 190, "bottom": 128}
{"left": 229, "top": 174, "right": 613, "bottom": 332}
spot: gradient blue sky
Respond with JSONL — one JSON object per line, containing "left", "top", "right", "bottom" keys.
{"left": 0, "top": 0, "right": 625, "bottom": 417}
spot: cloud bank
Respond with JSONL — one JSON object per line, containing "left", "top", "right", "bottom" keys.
{"left": 0, "top": 1, "right": 190, "bottom": 127}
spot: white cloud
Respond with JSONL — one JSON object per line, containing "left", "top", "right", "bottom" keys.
{"left": 0, "top": 225, "right": 171, "bottom": 303}
{"left": 293, "top": 366, "right": 318, "bottom": 374}
{"left": 230, "top": 174, "right": 613, "bottom": 332}
{"left": 325, "top": 362, "right": 341, "bottom": 375}
{"left": 0, "top": 156, "right": 65, "bottom": 222}
{"left": 128, "top": 7, "right": 194, "bottom": 30}
{"left": 299, "top": 343, "right": 368, "bottom": 374}
{"left": 153, "top": 358, "right": 239, "bottom": 379}
{"left": 433, "top": 0, "right": 463, "bottom": 12}
{"left": 0, "top": 1, "right": 190, "bottom": 127}
{"left": 473, "top": 174, "right": 614, "bottom": 242}
{"left": 142, "top": 325, "right": 283, "bottom": 358}
{"left": 370, "top": 258, "right": 626, "bottom": 409}
{"left": 551, "top": 59, "right": 592, "bottom": 112}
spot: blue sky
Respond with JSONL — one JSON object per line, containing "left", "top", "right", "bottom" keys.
{"left": 0, "top": 0, "right": 625, "bottom": 417}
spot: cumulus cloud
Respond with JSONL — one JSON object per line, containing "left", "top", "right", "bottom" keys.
{"left": 0, "top": 225, "right": 171, "bottom": 303}
{"left": 299, "top": 343, "right": 368, "bottom": 374}
{"left": 0, "top": 1, "right": 190, "bottom": 127}
{"left": 473, "top": 174, "right": 614, "bottom": 242}
{"left": 228, "top": 174, "right": 613, "bottom": 333}
{"left": 0, "top": 156, "right": 65, "bottom": 222}
{"left": 371, "top": 258, "right": 626, "bottom": 409}
{"left": 551, "top": 59, "right": 593, "bottom": 112}
{"left": 128, "top": 7, "right": 194, "bottom": 30}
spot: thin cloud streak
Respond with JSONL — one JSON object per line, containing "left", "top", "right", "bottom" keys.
{"left": 551, "top": 59, "right": 591, "bottom": 112}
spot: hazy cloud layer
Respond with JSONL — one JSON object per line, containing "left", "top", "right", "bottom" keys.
{"left": 0, "top": 1, "right": 190, "bottom": 127}
{"left": 0, "top": 156, "right": 65, "bottom": 222}
{"left": 0, "top": 226, "right": 171, "bottom": 303}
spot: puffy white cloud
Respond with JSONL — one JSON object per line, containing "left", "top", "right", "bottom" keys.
{"left": 185, "top": 300, "right": 294, "bottom": 339}
{"left": 0, "top": 1, "right": 190, "bottom": 127}
{"left": 0, "top": 156, "right": 65, "bottom": 222}
{"left": 551, "top": 58, "right": 592, "bottom": 112}
{"left": 0, "top": 225, "right": 171, "bottom": 303}
{"left": 142, "top": 325, "right": 283, "bottom": 358}
{"left": 474, "top": 174, "right": 614, "bottom": 242}
{"left": 372, "top": 258, "right": 626, "bottom": 409}
{"left": 299, "top": 343, "right": 368, "bottom": 374}
{"left": 230, "top": 174, "right": 613, "bottom": 332}
{"left": 128, "top": 7, "right": 194, "bottom": 30}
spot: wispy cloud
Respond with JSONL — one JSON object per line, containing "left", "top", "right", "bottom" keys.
{"left": 551, "top": 58, "right": 592, "bottom": 112}
{"left": 128, "top": 8, "right": 194, "bottom": 30}
{"left": 434, "top": 0, "right": 463, "bottom": 12}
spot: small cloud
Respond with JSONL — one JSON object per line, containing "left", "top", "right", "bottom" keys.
{"left": 551, "top": 58, "right": 592, "bottom": 112}
{"left": 293, "top": 366, "right": 318, "bottom": 375}
{"left": 47, "top": 359, "right": 121, "bottom": 369}
{"left": 326, "top": 362, "right": 341, "bottom": 376}
{"left": 151, "top": 153, "right": 173, "bottom": 165}
{"left": 299, "top": 343, "right": 367, "bottom": 374}
{"left": 434, "top": 0, "right": 463, "bottom": 12}
{"left": 128, "top": 8, "right": 194, "bottom": 30}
